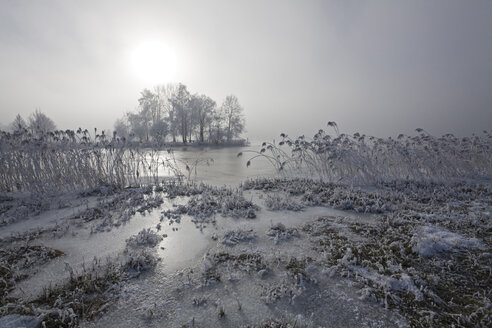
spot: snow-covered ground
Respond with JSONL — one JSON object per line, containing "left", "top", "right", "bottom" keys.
{"left": 1, "top": 178, "right": 491, "bottom": 327}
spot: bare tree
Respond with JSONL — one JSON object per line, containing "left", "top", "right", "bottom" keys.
{"left": 153, "top": 84, "right": 178, "bottom": 141}
{"left": 127, "top": 111, "right": 148, "bottom": 142}
{"left": 135, "top": 89, "right": 157, "bottom": 141}
{"left": 169, "top": 83, "right": 191, "bottom": 143}
{"left": 9, "top": 114, "right": 27, "bottom": 132}
{"left": 221, "top": 95, "right": 245, "bottom": 141}
{"left": 139, "top": 89, "right": 158, "bottom": 124}
{"left": 120, "top": 84, "right": 246, "bottom": 145}
{"left": 114, "top": 117, "right": 130, "bottom": 140}
{"left": 209, "top": 106, "right": 226, "bottom": 143}
{"left": 191, "top": 94, "right": 216, "bottom": 143}
{"left": 28, "top": 109, "right": 56, "bottom": 135}
{"left": 153, "top": 84, "right": 179, "bottom": 142}
{"left": 149, "top": 119, "right": 168, "bottom": 144}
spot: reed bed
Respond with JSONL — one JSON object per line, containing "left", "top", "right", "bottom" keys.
{"left": 242, "top": 123, "right": 492, "bottom": 184}
{"left": 0, "top": 129, "right": 181, "bottom": 195}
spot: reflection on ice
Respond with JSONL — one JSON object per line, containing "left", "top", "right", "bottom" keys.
{"left": 157, "top": 215, "right": 212, "bottom": 271}
{"left": 144, "top": 145, "right": 277, "bottom": 186}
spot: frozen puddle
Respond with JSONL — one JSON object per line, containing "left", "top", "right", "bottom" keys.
{"left": 9, "top": 196, "right": 213, "bottom": 301}
{"left": 85, "top": 271, "right": 407, "bottom": 328}
{"left": 157, "top": 216, "right": 213, "bottom": 271}
{"left": 82, "top": 201, "right": 405, "bottom": 327}
{"left": 3, "top": 189, "right": 406, "bottom": 327}
{"left": 11, "top": 209, "right": 157, "bottom": 300}
{"left": 0, "top": 195, "right": 100, "bottom": 238}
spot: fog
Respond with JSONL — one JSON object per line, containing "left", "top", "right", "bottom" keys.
{"left": 1, "top": 0, "right": 491, "bottom": 140}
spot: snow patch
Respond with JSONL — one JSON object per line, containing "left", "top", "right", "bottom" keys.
{"left": 351, "top": 266, "right": 423, "bottom": 301}
{"left": 411, "top": 225, "right": 484, "bottom": 257}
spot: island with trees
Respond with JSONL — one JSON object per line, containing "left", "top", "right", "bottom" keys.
{"left": 115, "top": 83, "right": 246, "bottom": 146}
{"left": 5, "top": 82, "right": 247, "bottom": 148}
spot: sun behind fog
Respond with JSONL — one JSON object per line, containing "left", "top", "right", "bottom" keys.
{"left": 130, "top": 41, "right": 178, "bottom": 85}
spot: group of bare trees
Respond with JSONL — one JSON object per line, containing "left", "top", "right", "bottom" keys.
{"left": 4, "top": 83, "right": 245, "bottom": 145}
{"left": 8, "top": 109, "right": 57, "bottom": 135}
{"left": 115, "top": 83, "right": 245, "bottom": 144}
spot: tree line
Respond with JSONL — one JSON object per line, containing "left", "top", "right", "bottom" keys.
{"left": 7, "top": 109, "right": 57, "bottom": 135}
{"left": 114, "top": 83, "right": 245, "bottom": 144}
{"left": 3, "top": 83, "right": 246, "bottom": 145}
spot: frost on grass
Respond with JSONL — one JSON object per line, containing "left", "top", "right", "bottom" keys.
{"left": 162, "top": 186, "right": 260, "bottom": 225}
{"left": 126, "top": 228, "right": 163, "bottom": 248}
{"left": 263, "top": 192, "right": 304, "bottom": 211}
{"left": 243, "top": 316, "right": 310, "bottom": 328}
{"left": 0, "top": 186, "right": 165, "bottom": 241}
{"left": 411, "top": 225, "right": 485, "bottom": 257}
{"left": 261, "top": 257, "right": 316, "bottom": 305}
{"left": 0, "top": 258, "right": 122, "bottom": 327}
{"left": 0, "top": 245, "right": 64, "bottom": 302}
{"left": 79, "top": 187, "right": 164, "bottom": 233}
{"left": 265, "top": 223, "right": 300, "bottom": 244}
{"left": 0, "top": 194, "right": 52, "bottom": 226}
{"left": 161, "top": 181, "right": 206, "bottom": 199}
{"left": 221, "top": 229, "right": 257, "bottom": 246}
{"left": 0, "top": 129, "right": 201, "bottom": 195}
{"left": 182, "top": 180, "right": 490, "bottom": 326}
{"left": 244, "top": 177, "right": 492, "bottom": 221}
{"left": 199, "top": 251, "right": 267, "bottom": 286}
{"left": 124, "top": 229, "right": 162, "bottom": 276}
{"left": 0, "top": 212, "right": 162, "bottom": 327}
{"left": 123, "top": 249, "right": 160, "bottom": 276}
{"left": 244, "top": 178, "right": 392, "bottom": 213}
{"left": 303, "top": 204, "right": 491, "bottom": 327}
{"left": 1, "top": 251, "right": 160, "bottom": 328}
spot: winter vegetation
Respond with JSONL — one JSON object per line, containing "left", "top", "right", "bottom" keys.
{"left": 241, "top": 122, "right": 492, "bottom": 184}
{"left": 2, "top": 0, "right": 491, "bottom": 326}
{"left": 0, "top": 121, "right": 222, "bottom": 195}
{"left": 114, "top": 83, "right": 246, "bottom": 145}
{"left": 0, "top": 127, "right": 177, "bottom": 194}
{"left": 1, "top": 85, "right": 247, "bottom": 194}
{"left": 0, "top": 118, "right": 490, "bottom": 327}
{"left": 9, "top": 110, "right": 57, "bottom": 136}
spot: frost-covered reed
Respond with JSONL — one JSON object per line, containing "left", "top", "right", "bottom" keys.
{"left": 0, "top": 128, "right": 186, "bottom": 194}
{"left": 242, "top": 122, "right": 491, "bottom": 184}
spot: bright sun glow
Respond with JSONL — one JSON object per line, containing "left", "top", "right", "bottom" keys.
{"left": 130, "top": 41, "right": 178, "bottom": 85}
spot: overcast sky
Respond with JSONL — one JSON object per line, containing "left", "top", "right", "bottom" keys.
{"left": 1, "top": 0, "right": 491, "bottom": 140}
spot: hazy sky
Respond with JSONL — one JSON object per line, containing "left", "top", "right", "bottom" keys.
{"left": 1, "top": 0, "right": 491, "bottom": 140}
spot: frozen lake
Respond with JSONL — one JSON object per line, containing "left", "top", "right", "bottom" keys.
{"left": 1, "top": 144, "right": 490, "bottom": 327}
{"left": 163, "top": 144, "right": 277, "bottom": 186}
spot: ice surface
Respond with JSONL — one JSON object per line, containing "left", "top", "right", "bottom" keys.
{"left": 0, "top": 314, "right": 39, "bottom": 328}
{"left": 0, "top": 194, "right": 99, "bottom": 238}
{"left": 8, "top": 196, "right": 206, "bottom": 300}
{"left": 155, "top": 146, "right": 277, "bottom": 186}
{"left": 2, "top": 149, "right": 489, "bottom": 327}
{"left": 79, "top": 196, "right": 407, "bottom": 328}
